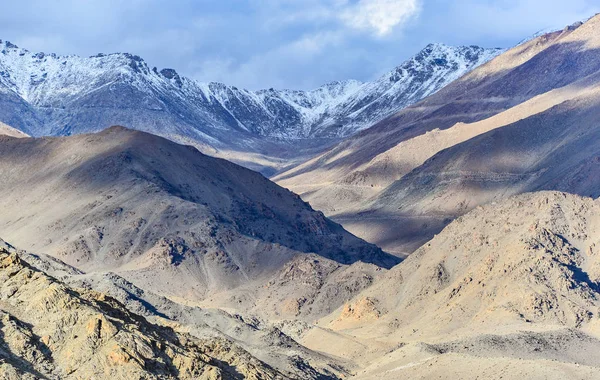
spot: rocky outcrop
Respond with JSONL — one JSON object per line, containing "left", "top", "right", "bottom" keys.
{"left": 332, "top": 192, "right": 600, "bottom": 338}
{"left": 0, "top": 248, "right": 286, "bottom": 379}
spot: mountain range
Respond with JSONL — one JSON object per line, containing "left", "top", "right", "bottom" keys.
{"left": 2, "top": 12, "right": 600, "bottom": 380}
{"left": 0, "top": 39, "right": 500, "bottom": 173}
{"left": 275, "top": 17, "right": 600, "bottom": 255}
{"left": 0, "top": 126, "right": 398, "bottom": 298}
{"left": 0, "top": 126, "right": 398, "bottom": 378}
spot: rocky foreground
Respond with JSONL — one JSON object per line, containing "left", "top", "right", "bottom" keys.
{"left": 0, "top": 248, "right": 286, "bottom": 379}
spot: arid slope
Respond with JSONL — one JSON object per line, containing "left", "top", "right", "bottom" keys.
{"left": 0, "top": 247, "right": 284, "bottom": 379}
{"left": 298, "top": 192, "right": 600, "bottom": 379}
{"left": 275, "top": 15, "right": 600, "bottom": 255}
{"left": 0, "top": 126, "right": 398, "bottom": 304}
{"left": 0, "top": 121, "right": 27, "bottom": 138}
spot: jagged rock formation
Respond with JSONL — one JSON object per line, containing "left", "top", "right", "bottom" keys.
{"left": 0, "top": 247, "right": 285, "bottom": 379}
{"left": 0, "top": 238, "right": 350, "bottom": 379}
{"left": 332, "top": 192, "right": 600, "bottom": 334}
{"left": 0, "top": 39, "right": 499, "bottom": 172}
{"left": 275, "top": 16, "right": 600, "bottom": 254}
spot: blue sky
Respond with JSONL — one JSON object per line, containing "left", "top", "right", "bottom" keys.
{"left": 2, "top": 0, "right": 599, "bottom": 90}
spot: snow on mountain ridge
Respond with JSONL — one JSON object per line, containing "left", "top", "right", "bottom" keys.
{"left": 332, "top": 43, "right": 504, "bottom": 134}
{"left": 0, "top": 41, "right": 148, "bottom": 103}
{"left": 0, "top": 38, "right": 502, "bottom": 150}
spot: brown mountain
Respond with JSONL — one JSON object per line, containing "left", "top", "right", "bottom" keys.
{"left": 275, "top": 15, "right": 600, "bottom": 255}
{"left": 295, "top": 192, "right": 600, "bottom": 379}
{"left": 0, "top": 126, "right": 398, "bottom": 304}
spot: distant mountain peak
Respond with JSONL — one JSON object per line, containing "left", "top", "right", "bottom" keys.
{"left": 0, "top": 38, "right": 501, "bottom": 168}
{"left": 0, "top": 40, "right": 19, "bottom": 50}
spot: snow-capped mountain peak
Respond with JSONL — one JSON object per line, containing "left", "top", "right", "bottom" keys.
{"left": 0, "top": 39, "right": 502, "bottom": 157}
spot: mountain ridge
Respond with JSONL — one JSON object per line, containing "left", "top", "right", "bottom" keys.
{"left": 275, "top": 14, "right": 600, "bottom": 255}
{"left": 0, "top": 39, "right": 501, "bottom": 171}
{"left": 0, "top": 246, "right": 289, "bottom": 379}
{"left": 0, "top": 126, "right": 398, "bottom": 304}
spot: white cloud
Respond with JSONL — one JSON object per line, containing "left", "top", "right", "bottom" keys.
{"left": 340, "top": 0, "right": 421, "bottom": 36}
{"left": 190, "top": 30, "right": 348, "bottom": 90}
{"left": 190, "top": 0, "right": 424, "bottom": 89}
{"left": 261, "top": 0, "right": 421, "bottom": 37}
{"left": 9, "top": 0, "right": 598, "bottom": 91}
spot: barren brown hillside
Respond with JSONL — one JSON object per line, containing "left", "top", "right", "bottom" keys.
{"left": 275, "top": 15, "right": 600, "bottom": 255}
